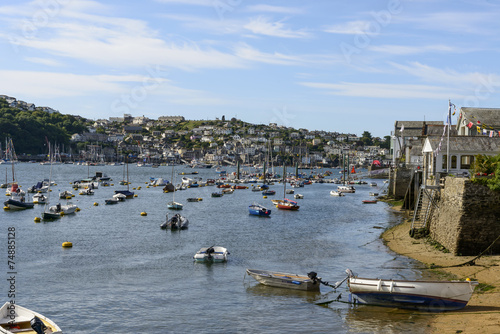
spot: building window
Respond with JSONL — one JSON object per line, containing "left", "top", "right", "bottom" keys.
{"left": 460, "top": 155, "right": 474, "bottom": 169}
{"left": 442, "top": 155, "right": 447, "bottom": 170}
{"left": 451, "top": 155, "right": 457, "bottom": 169}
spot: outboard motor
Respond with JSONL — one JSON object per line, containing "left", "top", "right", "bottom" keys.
{"left": 307, "top": 271, "right": 319, "bottom": 283}
{"left": 30, "top": 316, "right": 47, "bottom": 334}
{"left": 206, "top": 247, "right": 215, "bottom": 259}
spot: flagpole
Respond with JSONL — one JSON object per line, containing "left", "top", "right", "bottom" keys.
{"left": 446, "top": 100, "right": 451, "bottom": 173}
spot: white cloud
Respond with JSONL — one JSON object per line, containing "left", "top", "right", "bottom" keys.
{"left": 390, "top": 62, "right": 500, "bottom": 88}
{"left": 244, "top": 16, "right": 311, "bottom": 38}
{"left": 369, "top": 44, "right": 458, "bottom": 55}
{"left": 324, "top": 21, "right": 373, "bottom": 35}
{"left": 24, "top": 57, "right": 64, "bottom": 67}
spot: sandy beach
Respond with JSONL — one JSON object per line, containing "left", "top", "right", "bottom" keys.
{"left": 382, "top": 216, "right": 500, "bottom": 334}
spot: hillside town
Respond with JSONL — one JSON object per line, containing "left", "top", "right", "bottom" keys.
{"left": 1, "top": 95, "right": 391, "bottom": 167}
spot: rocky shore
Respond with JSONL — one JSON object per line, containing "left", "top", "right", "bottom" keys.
{"left": 382, "top": 217, "right": 500, "bottom": 333}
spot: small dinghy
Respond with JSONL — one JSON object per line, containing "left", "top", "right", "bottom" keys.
{"left": 246, "top": 269, "right": 323, "bottom": 291}
{"left": 161, "top": 213, "right": 189, "bottom": 230}
{"left": 193, "top": 246, "right": 229, "bottom": 262}
{"left": 346, "top": 269, "right": 478, "bottom": 311}
{"left": 0, "top": 302, "right": 62, "bottom": 333}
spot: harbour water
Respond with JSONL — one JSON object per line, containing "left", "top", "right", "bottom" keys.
{"left": 1, "top": 163, "right": 436, "bottom": 333}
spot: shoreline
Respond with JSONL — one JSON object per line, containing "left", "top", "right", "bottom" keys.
{"left": 381, "top": 208, "right": 500, "bottom": 333}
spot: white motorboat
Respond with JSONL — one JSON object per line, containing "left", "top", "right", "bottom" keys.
{"left": 0, "top": 302, "right": 62, "bottom": 333}
{"left": 346, "top": 269, "right": 478, "bottom": 311}
{"left": 33, "top": 193, "right": 48, "bottom": 204}
{"left": 48, "top": 202, "right": 78, "bottom": 215}
{"left": 330, "top": 190, "right": 345, "bottom": 196}
{"left": 337, "top": 185, "right": 355, "bottom": 193}
{"left": 246, "top": 269, "right": 323, "bottom": 291}
{"left": 193, "top": 246, "right": 229, "bottom": 262}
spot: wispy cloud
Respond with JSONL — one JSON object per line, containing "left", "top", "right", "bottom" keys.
{"left": 390, "top": 62, "right": 500, "bottom": 87}
{"left": 24, "top": 57, "right": 64, "bottom": 67}
{"left": 299, "top": 81, "right": 463, "bottom": 99}
{"left": 245, "top": 5, "right": 303, "bottom": 15}
{"left": 323, "top": 20, "right": 373, "bottom": 35}
{"left": 234, "top": 43, "right": 303, "bottom": 65}
{"left": 369, "top": 44, "right": 458, "bottom": 55}
{"left": 244, "top": 16, "right": 311, "bottom": 38}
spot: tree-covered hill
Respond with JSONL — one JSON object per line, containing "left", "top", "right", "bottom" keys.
{"left": 0, "top": 99, "right": 88, "bottom": 155}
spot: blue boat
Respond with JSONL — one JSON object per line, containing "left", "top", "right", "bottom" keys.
{"left": 249, "top": 203, "right": 271, "bottom": 216}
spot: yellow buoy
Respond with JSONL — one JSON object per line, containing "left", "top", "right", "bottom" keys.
{"left": 141, "top": 212, "right": 147, "bottom": 216}
{"left": 75, "top": 207, "right": 81, "bottom": 212}
{"left": 111, "top": 184, "right": 114, "bottom": 186}
{"left": 145, "top": 182, "right": 148, "bottom": 184}
{"left": 60, "top": 211, "right": 65, "bottom": 216}
{"left": 263, "top": 196, "right": 267, "bottom": 199}
{"left": 4, "top": 206, "right": 10, "bottom": 210}
{"left": 466, "top": 278, "right": 471, "bottom": 281}
{"left": 34, "top": 217, "right": 41, "bottom": 222}
{"left": 62, "top": 241, "right": 73, "bottom": 248}
{"left": 94, "top": 202, "right": 99, "bottom": 206}
{"left": 134, "top": 194, "right": 138, "bottom": 197}
{"left": 72, "top": 194, "right": 75, "bottom": 197}
{"left": 198, "top": 198, "right": 203, "bottom": 201}
{"left": 146, "top": 186, "right": 150, "bottom": 188}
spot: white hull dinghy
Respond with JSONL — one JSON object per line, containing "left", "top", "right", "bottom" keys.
{"left": 346, "top": 269, "right": 478, "bottom": 311}
{"left": 193, "top": 246, "right": 229, "bottom": 263}
{"left": 0, "top": 302, "right": 62, "bottom": 333}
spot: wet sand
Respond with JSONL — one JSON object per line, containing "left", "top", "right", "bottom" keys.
{"left": 382, "top": 216, "right": 500, "bottom": 334}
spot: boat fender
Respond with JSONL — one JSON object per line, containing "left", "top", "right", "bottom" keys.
{"left": 30, "top": 316, "right": 47, "bottom": 334}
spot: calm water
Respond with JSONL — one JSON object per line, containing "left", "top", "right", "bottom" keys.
{"left": 1, "top": 163, "right": 435, "bottom": 333}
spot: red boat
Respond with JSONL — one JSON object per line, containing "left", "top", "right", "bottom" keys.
{"left": 272, "top": 198, "right": 300, "bottom": 210}
{"left": 217, "top": 184, "right": 232, "bottom": 188}
{"left": 362, "top": 200, "right": 377, "bottom": 204}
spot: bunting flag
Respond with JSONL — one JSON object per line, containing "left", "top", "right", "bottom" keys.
{"left": 467, "top": 122, "right": 473, "bottom": 129}
{"left": 490, "top": 131, "right": 494, "bottom": 138}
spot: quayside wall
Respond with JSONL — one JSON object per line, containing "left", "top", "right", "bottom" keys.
{"left": 429, "top": 177, "right": 500, "bottom": 256}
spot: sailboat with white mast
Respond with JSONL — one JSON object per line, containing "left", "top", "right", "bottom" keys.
{"left": 167, "top": 163, "right": 183, "bottom": 210}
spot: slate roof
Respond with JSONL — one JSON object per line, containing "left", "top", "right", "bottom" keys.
{"left": 458, "top": 108, "right": 500, "bottom": 129}
{"left": 424, "top": 136, "right": 500, "bottom": 153}
{"left": 394, "top": 121, "right": 443, "bottom": 137}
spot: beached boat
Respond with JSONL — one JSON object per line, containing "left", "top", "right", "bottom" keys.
{"left": 160, "top": 213, "right": 189, "bottom": 230}
{"left": 246, "top": 269, "right": 322, "bottom": 291}
{"left": 347, "top": 269, "right": 478, "bottom": 311}
{"left": 330, "top": 190, "right": 345, "bottom": 196}
{"left": 193, "top": 246, "right": 229, "bottom": 263}
{"left": 0, "top": 302, "right": 62, "bottom": 333}
{"left": 248, "top": 203, "right": 271, "bottom": 216}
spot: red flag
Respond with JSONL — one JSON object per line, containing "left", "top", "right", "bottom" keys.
{"left": 467, "top": 122, "right": 473, "bottom": 129}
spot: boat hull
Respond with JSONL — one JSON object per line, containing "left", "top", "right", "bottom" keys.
{"left": 246, "top": 269, "right": 320, "bottom": 291}
{"left": 4, "top": 199, "right": 34, "bottom": 210}
{"left": 348, "top": 277, "right": 478, "bottom": 311}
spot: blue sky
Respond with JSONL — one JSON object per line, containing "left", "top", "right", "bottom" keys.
{"left": 1, "top": 0, "right": 499, "bottom": 138}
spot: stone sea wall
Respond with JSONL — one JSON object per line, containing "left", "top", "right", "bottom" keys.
{"left": 429, "top": 177, "right": 500, "bottom": 256}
